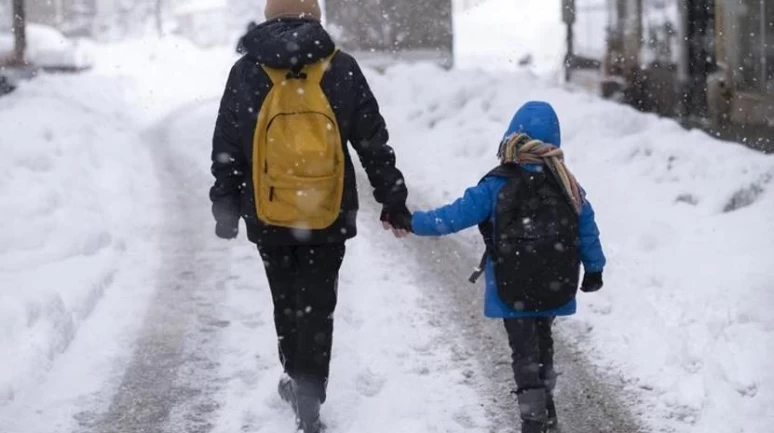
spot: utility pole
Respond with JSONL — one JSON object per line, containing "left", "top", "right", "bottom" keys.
{"left": 562, "top": 0, "right": 576, "bottom": 82}
{"left": 11, "top": 0, "right": 26, "bottom": 66}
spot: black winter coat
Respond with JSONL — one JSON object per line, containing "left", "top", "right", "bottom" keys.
{"left": 210, "top": 18, "right": 408, "bottom": 246}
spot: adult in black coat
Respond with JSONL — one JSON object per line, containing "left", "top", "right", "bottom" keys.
{"left": 209, "top": 3, "right": 411, "bottom": 432}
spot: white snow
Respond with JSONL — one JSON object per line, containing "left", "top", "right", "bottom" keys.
{"left": 454, "top": 0, "right": 565, "bottom": 77}
{"left": 0, "top": 70, "right": 156, "bottom": 407}
{"left": 0, "top": 23, "right": 95, "bottom": 69}
{"left": 175, "top": 0, "right": 229, "bottom": 16}
{"left": 367, "top": 62, "right": 774, "bottom": 433}
{"left": 0, "top": 36, "right": 232, "bottom": 426}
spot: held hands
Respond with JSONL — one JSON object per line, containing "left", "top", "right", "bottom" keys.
{"left": 380, "top": 203, "right": 413, "bottom": 239}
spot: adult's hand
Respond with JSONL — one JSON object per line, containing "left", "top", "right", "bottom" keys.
{"left": 380, "top": 203, "right": 412, "bottom": 232}
{"left": 215, "top": 219, "right": 239, "bottom": 240}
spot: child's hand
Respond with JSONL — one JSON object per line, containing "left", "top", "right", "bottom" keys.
{"left": 580, "top": 272, "right": 604, "bottom": 293}
{"left": 382, "top": 221, "right": 411, "bottom": 239}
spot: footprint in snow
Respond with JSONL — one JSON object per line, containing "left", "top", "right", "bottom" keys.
{"left": 355, "top": 368, "right": 386, "bottom": 397}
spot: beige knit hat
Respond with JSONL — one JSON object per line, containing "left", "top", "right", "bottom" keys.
{"left": 264, "top": 0, "right": 322, "bottom": 21}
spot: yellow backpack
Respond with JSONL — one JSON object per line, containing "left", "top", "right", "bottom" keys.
{"left": 253, "top": 52, "right": 344, "bottom": 230}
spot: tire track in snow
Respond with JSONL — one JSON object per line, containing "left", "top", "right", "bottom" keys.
{"left": 83, "top": 100, "right": 230, "bottom": 433}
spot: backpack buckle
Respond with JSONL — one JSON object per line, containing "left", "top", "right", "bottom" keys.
{"left": 286, "top": 71, "right": 307, "bottom": 80}
{"left": 468, "top": 250, "right": 489, "bottom": 283}
{"left": 469, "top": 267, "right": 484, "bottom": 284}
{"left": 286, "top": 65, "right": 307, "bottom": 80}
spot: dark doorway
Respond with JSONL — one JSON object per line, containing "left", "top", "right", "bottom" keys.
{"left": 685, "top": 0, "right": 717, "bottom": 118}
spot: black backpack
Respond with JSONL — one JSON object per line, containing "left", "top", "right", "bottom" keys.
{"left": 471, "top": 164, "right": 581, "bottom": 312}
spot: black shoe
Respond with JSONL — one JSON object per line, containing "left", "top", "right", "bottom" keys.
{"left": 278, "top": 374, "right": 296, "bottom": 407}
{"left": 522, "top": 420, "right": 547, "bottom": 433}
{"left": 296, "top": 394, "right": 323, "bottom": 433}
{"left": 546, "top": 394, "right": 560, "bottom": 431}
{"left": 546, "top": 418, "right": 560, "bottom": 432}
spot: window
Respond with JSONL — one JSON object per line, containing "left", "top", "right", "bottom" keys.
{"left": 735, "top": 0, "right": 773, "bottom": 93}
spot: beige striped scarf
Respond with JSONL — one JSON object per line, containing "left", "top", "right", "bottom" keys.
{"left": 498, "top": 133, "right": 583, "bottom": 214}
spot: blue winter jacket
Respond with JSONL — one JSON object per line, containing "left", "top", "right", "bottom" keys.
{"left": 411, "top": 101, "right": 606, "bottom": 318}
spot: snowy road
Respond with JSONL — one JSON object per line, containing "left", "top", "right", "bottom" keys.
{"left": 80, "top": 101, "right": 230, "bottom": 433}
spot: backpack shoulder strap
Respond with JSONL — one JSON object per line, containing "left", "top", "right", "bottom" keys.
{"left": 470, "top": 164, "right": 524, "bottom": 283}
{"left": 476, "top": 163, "right": 525, "bottom": 243}
{"left": 303, "top": 49, "right": 339, "bottom": 83}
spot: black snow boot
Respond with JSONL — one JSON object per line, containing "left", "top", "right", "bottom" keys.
{"left": 295, "top": 393, "right": 324, "bottom": 433}
{"left": 518, "top": 388, "right": 548, "bottom": 433}
{"left": 522, "top": 420, "right": 547, "bottom": 433}
{"left": 278, "top": 374, "right": 296, "bottom": 407}
{"left": 546, "top": 393, "right": 560, "bottom": 431}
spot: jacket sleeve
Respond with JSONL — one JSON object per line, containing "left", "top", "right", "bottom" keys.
{"left": 347, "top": 60, "right": 408, "bottom": 207}
{"left": 411, "top": 179, "right": 497, "bottom": 236}
{"left": 209, "top": 62, "right": 247, "bottom": 224}
{"left": 578, "top": 195, "right": 606, "bottom": 273}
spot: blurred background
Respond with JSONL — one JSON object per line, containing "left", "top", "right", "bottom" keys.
{"left": 0, "top": 0, "right": 772, "bottom": 150}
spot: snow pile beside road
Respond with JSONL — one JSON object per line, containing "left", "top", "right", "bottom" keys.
{"left": 0, "top": 73, "right": 157, "bottom": 405}
{"left": 0, "top": 24, "right": 95, "bottom": 69}
{"left": 368, "top": 63, "right": 774, "bottom": 433}
{"left": 0, "top": 36, "right": 234, "bottom": 410}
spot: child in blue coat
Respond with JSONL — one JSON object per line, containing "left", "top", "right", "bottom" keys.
{"left": 411, "top": 101, "right": 606, "bottom": 433}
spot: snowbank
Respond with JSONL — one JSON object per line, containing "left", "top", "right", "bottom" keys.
{"left": 0, "top": 73, "right": 156, "bottom": 405}
{"left": 0, "top": 24, "right": 95, "bottom": 69}
{"left": 367, "top": 63, "right": 774, "bottom": 433}
{"left": 0, "top": 36, "right": 234, "bottom": 409}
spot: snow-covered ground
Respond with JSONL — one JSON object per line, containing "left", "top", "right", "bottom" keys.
{"left": 0, "top": 36, "right": 232, "bottom": 421}
{"left": 1, "top": 2, "right": 773, "bottom": 432}
{"left": 0, "top": 59, "right": 156, "bottom": 407}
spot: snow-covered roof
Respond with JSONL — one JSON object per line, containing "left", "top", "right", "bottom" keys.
{"left": 174, "top": 0, "right": 228, "bottom": 15}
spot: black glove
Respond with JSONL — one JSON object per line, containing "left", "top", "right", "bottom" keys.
{"left": 380, "top": 203, "right": 413, "bottom": 232}
{"left": 215, "top": 219, "right": 239, "bottom": 240}
{"left": 580, "top": 272, "right": 603, "bottom": 293}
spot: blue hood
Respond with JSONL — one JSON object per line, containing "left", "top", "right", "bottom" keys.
{"left": 504, "top": 101, "right": 562, "bottom": 147}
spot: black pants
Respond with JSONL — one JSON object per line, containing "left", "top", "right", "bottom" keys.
{"left": 504, "top": 317, "right": 557, "bottom": 423}
{"left": 259, "top": 243, "right": 346, "bottom": 403}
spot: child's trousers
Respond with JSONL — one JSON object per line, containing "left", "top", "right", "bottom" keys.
{"left": 504, "top": 317, "right": 557, "bottom": 425}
